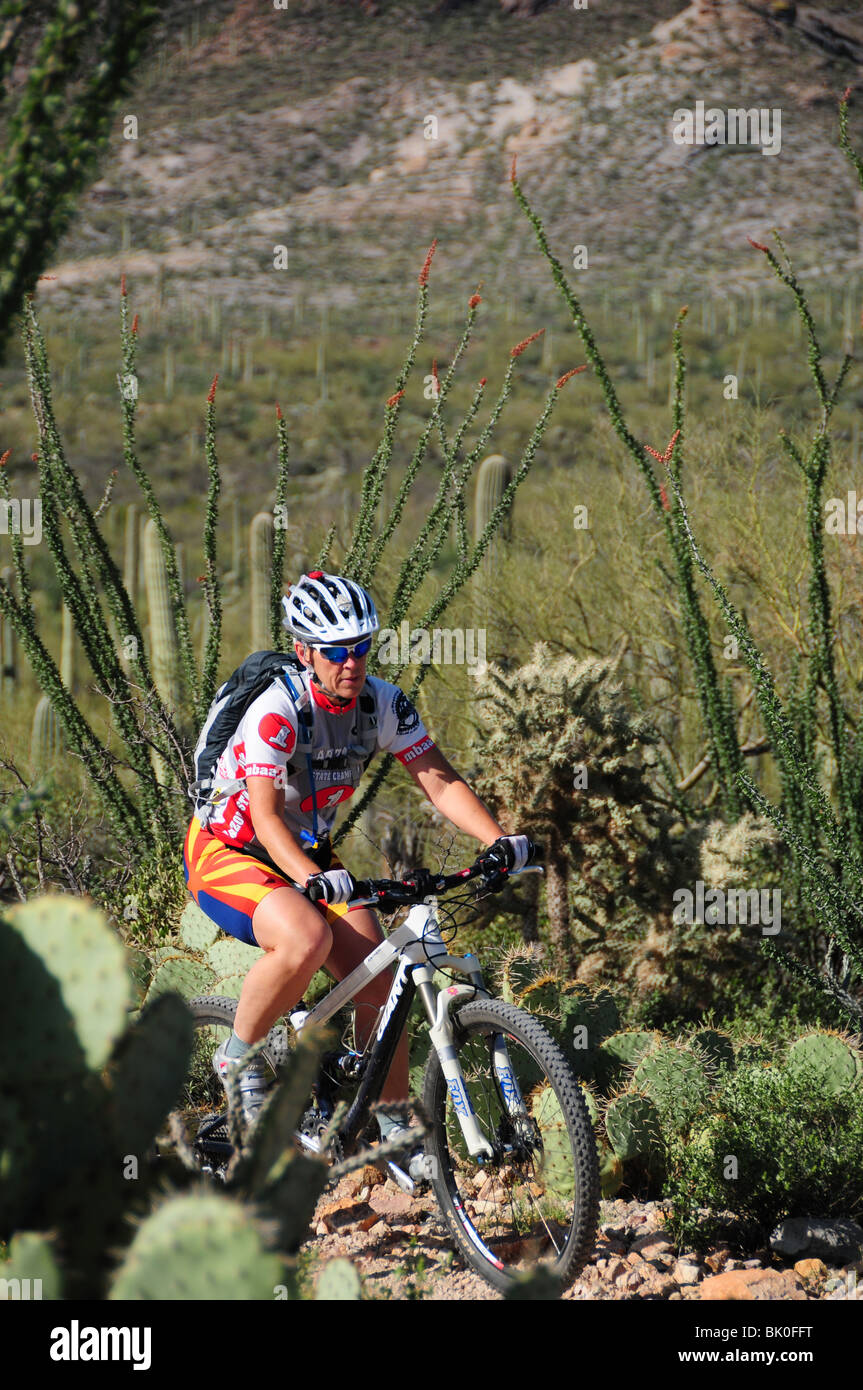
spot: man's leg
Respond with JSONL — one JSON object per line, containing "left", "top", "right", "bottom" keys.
{"left": 234, "top": 887, "right": 333, "bottom": 1043}
{"left": 323, "top": 905, "right": 410, "bottom": 1106}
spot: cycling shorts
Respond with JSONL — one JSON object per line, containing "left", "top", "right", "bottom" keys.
{"left": 183, "top": 815, "right": 354, "bottom": 948}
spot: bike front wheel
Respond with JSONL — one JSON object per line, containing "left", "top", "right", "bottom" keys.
{"left": 422, "top": 997, "right": 600, "bottom": 1295}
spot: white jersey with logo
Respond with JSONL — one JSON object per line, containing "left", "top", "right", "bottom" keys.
{"left": 204, "top": 667, "right": 435, "bottom": 852}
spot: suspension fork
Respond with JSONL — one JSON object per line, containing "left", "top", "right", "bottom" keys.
{"left": 414, "top": 963, "right": 497, "bottom": 1161}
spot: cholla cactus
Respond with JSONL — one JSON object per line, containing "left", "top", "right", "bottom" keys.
{"left": 471, "top": 644, "right": 670, "bottom": 974}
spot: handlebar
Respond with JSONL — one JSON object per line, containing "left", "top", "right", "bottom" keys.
{"left": 302, "top": 844, "right": 545, "bottom": 914}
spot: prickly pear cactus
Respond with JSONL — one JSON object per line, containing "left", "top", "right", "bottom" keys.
{"left": 598, "top": 1141, "right": 624, "bottom": 1198}
{"left": 1, "top": 1231, "right": 62, "bottom": 1300}
{"left": 633, "top": 1043, "right": 713, "bottom": 1132}
{"left": 529, "top": 1084, "right": 577, "bottom": 1202}
{"left": 106, "top": 993, "right": 194, "bottom": 1156}
{"left": 689, "top": 1028, "right": 735, "bottom": 1071}
{"left": 179, "top": 900, "right": 220, "bottom": 952}
{"left": 145, "top": 954, "right": 216, "bottom": 1005}
{"left": 2, "top": 895, "right": 132, "bottom": 1076}
{"left": 214, "top": 975, "right": 245, "bottom": 999}
{"left": 518, "top": 973, "right": 564, "bottom": 1019}
{"left": 499, "top": 947, "right": 550, "bottom": 1005}
{"left": 561, "top": 987, "right": 620, "bottom": 1046}
{"left": 594, "top": 1030, "right": 660, "bottom": 1093}
{"left": 785, "top": 1031, "right": 862, "bottom": 1096}
{"left": 108, "top": 1193, "right": 284, "bottom": 1300}
{"left": 207, "top": 937, "right": 264, "bottom": 978}
{"left": 315, "top": 1258, "right": 362, "bottom": 1300}
{"left": 604, "top": 1091, "right": 662, "bottom": 1163}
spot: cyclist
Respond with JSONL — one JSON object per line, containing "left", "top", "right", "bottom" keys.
{"left": 183, "top": 570, "right": 532, "bottom": 1149}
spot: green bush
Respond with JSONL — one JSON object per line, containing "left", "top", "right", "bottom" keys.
{"left": 663, "top": 1060, "right": 863, "bottom": 1252}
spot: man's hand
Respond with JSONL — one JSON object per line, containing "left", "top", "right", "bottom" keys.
{"left": 305, "top": 868, "right": 357, "bottom": 905}
{"left": 475, "top": 835, "right": 535, "bottom": 886}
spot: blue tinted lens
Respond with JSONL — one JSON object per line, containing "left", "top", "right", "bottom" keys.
{"left": 319, "top": 637, "right": 372, "bottom": 661}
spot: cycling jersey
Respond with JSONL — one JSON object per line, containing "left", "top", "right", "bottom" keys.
{"left": 201, "top": 668, "right": 435, "bottom": 855}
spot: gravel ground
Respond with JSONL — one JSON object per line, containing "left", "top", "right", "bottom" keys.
{"left": 301, "top": 1170, "right": 861, "bottom": 1302}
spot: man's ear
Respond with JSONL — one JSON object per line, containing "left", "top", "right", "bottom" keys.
{"left": 294, "top": 640, "right": 310, "bottom": 668}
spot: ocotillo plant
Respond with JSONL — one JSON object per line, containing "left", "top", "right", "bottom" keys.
{"left": 0, "top": 241, "right": 587, "bottom": 867}
{"left": 508, "top": 98, "right": 863, "bottom": 1022}
{"left": 0, "top": 0, "right": 162, "bottom": 367}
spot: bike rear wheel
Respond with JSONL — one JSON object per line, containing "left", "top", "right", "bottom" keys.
{"left": 422, "top": 997, "right": 599, "bottom": 1295}
{"left": 170, "top": 995, "right": 288, "bottom": 1177}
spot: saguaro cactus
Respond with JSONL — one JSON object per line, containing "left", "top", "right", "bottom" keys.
{"left": 143, "top": 519, "right": 181, "bottom": 711}
{"left": 250, "top": 512, "right": 274, "bottom": 652}
{"left": 30, "top": 695, "right": 62, "bottom": 769}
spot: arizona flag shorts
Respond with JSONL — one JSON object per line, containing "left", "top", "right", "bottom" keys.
{"left": 183, "top": 816, "right": 352, "bottom": 947}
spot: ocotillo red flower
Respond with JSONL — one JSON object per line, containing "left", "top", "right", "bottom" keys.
{"left": 431, "top": 359, "right": 439, "bottom": 393}
{"left": 0, "top": 450, "right": 10, "bottom": 468}
{"left": 479, "top": 377, "right": 487, "bottom": 387}
{"left": 747, "top": 237, "right": 769, "bottom": 253}
{"left": 207, "top": 374, "right": 218, "bottom": 404}
{"left": 131, "top": 314, "right": 139, "bottom": 336}
{"left": 511, "top": 328, "right": 545, "bottom": 358}
{"left": 469, "top": 293, "right": 482, "bottom": 309}
{"left": 644, "top": 428, "right": 681, "bottom": 464}
{"left": 418, "top": 238, "right": 438, "bottom": 287}
{"left": 276, "top": 404, "right": 283, "bottom": 420}
{"left": 842, "top": 86, "right": 852, "bottom": 103}
{"left": 387, "top": 388, "right": 405, "bottom": 407}
{"left": 556, "top": 365, "right": 588, "bottom": 388}
{"left": 31, "top": 452, "right": 38, "bottom": 463}
{"left": 659, "top": 483, "right": 670, "bottom": 511}
{"left": 37, "top": 275, "right": 57, "bottom": 280}
{"left": 510, "top": 154, "right": 517, "bottom": 183}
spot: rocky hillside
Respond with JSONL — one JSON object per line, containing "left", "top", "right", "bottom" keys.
{"left": 32, "top": 0, "right": 863, "bottom": 334}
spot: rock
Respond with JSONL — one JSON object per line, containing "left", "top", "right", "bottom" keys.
{"left": 606, "top": 1258, "right": 628, "bottom": 1281}
{"left": 794, "top": 1258, "right": 828, "bottom": 1281}
{"left": 698, "top": 1269, "right": 807, "bottom": 1301}
{"left": 368, "top": 1188, "right": 418, "bottom": 1219}
{"left": 673, "top": 1260, "right": 703, "bottom": 1285}
{"left": 317, "top": 1198, "right": 377, "bottom": 1234}
{"left": 704, "top": 1248, "right": 731, "bottom": 1274}
{"left": 630, "top": 1232, "right": 674, "bottom": 1257}
{"left": 770, "top": 1218, "right": 863, "bottom": 1265}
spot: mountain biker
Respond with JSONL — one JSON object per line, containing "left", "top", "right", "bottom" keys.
{"left": 182, "top": 570, "right": 532, "bottom": 1150}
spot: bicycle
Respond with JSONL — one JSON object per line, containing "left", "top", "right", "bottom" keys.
{"left": 176, "top": 853, "right": 600, "bottom": 1295}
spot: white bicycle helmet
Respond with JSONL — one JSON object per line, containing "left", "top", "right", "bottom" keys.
{"left": 281, "top": 570, "right": 379, "bottom": 645}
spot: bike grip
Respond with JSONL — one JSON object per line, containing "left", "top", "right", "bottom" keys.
{"left": 528, "top": 841, "right": 545, "bottom": 863}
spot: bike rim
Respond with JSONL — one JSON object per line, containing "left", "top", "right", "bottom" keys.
{"left": 437, "top": 1027, "right": 578, "bottom": 1277}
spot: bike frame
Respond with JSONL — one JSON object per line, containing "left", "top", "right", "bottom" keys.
{"left": 292, "top": 884, "right": 535, "bottom": 1161}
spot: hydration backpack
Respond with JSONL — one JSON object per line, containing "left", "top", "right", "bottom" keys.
{"left": 189, "top": 650, "right": 378, "bottom": 829}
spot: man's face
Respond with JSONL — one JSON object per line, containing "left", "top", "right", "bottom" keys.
{"left": 295, "top": 639, "right": 367, "bottom": 701}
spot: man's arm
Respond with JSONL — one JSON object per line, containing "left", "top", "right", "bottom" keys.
{"left": 245, "top": 775, "right": 323, "bottom": 884}
{"left": 402, "top": 745, "right": 506, "bottom": 846}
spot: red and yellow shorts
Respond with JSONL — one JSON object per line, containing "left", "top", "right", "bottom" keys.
{"left": 183, "top": 816, "right": 353, "bottom": 948}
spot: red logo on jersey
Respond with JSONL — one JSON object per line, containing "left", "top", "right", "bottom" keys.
{"left": 300, "top": 785, "right": 354, "bottom": 812}
{"left": 257, "top": 713, "right": 296, "bottom": 754}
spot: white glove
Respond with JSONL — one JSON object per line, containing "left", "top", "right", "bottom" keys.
{"left": 502, "top": 835, "right": 532, "bottom": 872}
{"left": 306, "top": 868, "right": 357, "bottom": 905}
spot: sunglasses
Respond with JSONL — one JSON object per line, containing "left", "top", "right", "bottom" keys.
{"left": 314, "top": 637, "right": 373, "bottom": 663}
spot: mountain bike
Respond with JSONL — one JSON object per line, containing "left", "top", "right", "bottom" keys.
{"left": 177, "top": 854, "right": 600, "bottom": 1295}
